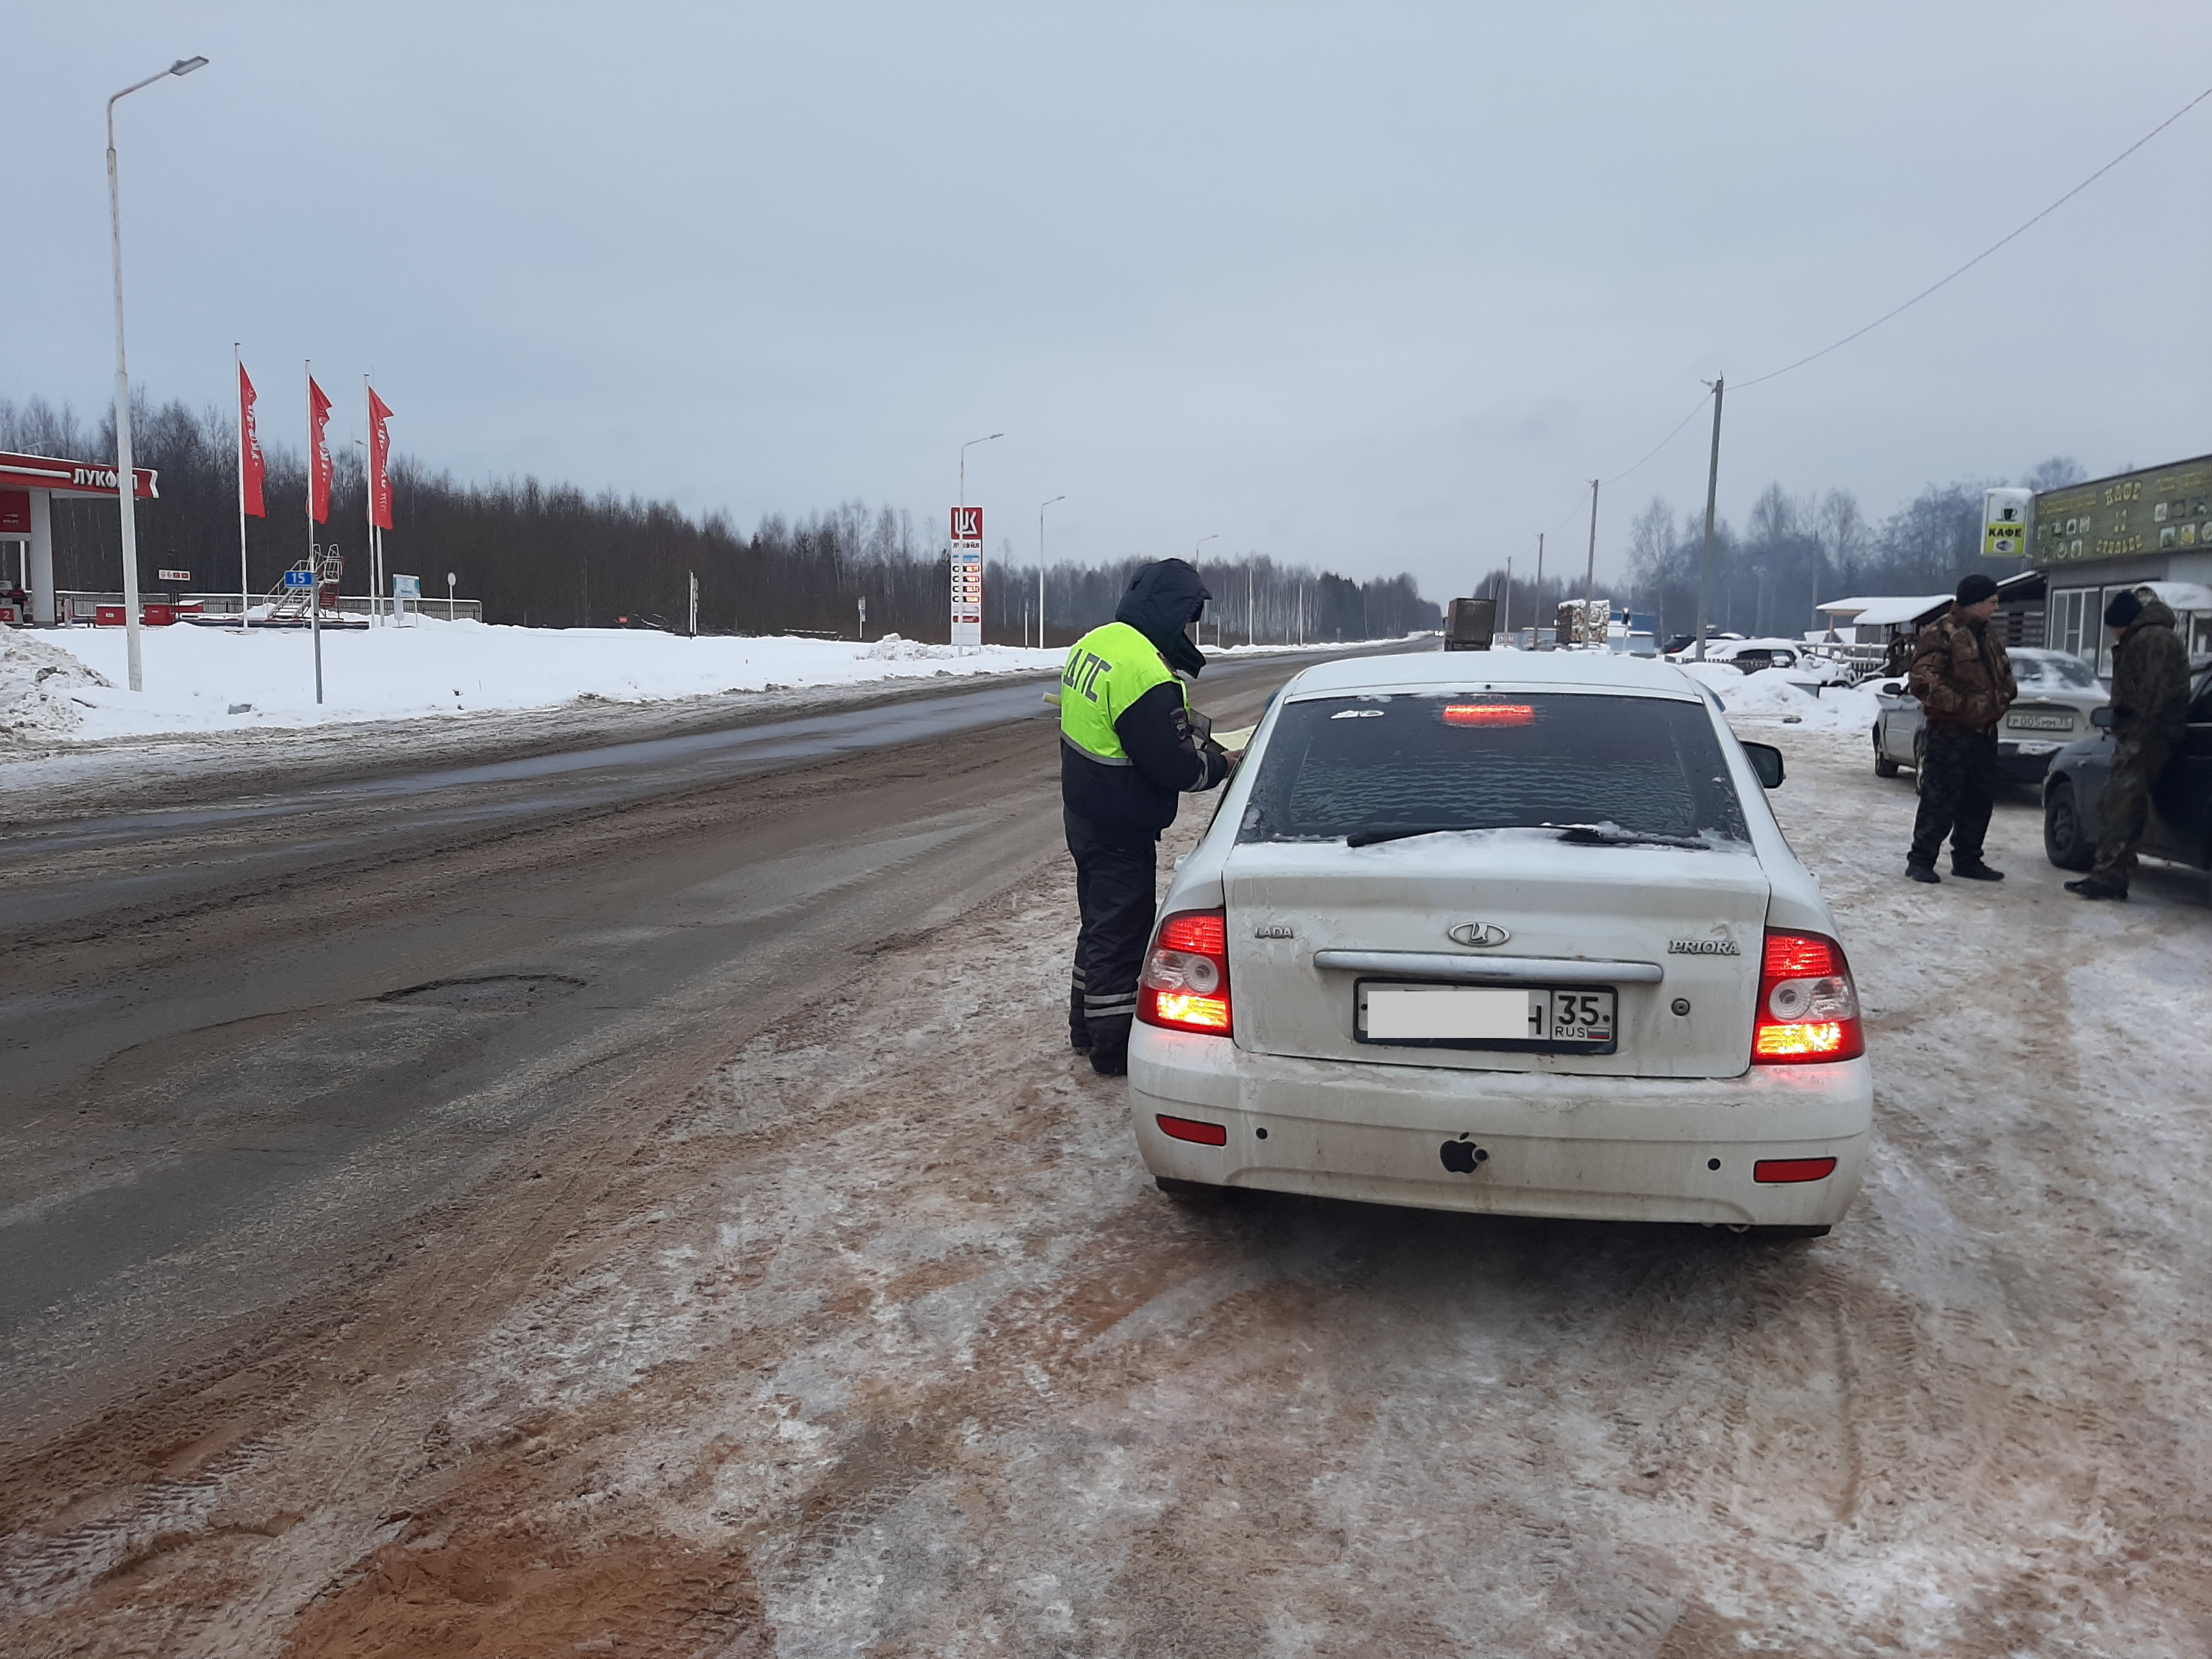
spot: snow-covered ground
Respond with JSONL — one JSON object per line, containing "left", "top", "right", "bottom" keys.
{"left": 1678, "top": 658, "right": 1881, "bottom": 733}
{"left": 0, "top": 621, "right": 1067, "bottom": 746}
{"left": 1, "top": 624, "right": 1432, "bottom": 753}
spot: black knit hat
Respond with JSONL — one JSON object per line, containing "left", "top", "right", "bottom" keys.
{"left": 2104, "top": 590, "right": 2143, "bottom": 630}
{"left": 1955, "top": 572, "right": 1999, "bottom": 606}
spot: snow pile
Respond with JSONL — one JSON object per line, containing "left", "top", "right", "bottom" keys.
{"left": 1678, "top": 659, "right": 1878, "bottom": 732}
{"left": 11, "top": 619, "right": 1066, "bottom": 746}
{"left": 0, "top": 634, "right": 114, "bottom": 743}
{"left": 857, "top": 632, "right": 999, "bottom": 662}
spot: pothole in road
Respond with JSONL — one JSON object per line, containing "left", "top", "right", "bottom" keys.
{"left": 377, "top": 974, "right": 588, "bottom": 1009}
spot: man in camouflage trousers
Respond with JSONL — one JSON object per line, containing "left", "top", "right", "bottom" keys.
{"left": 2067, "top": 588, "right": 2192, "bottom": 900}
{"left": 1905, "top": 572, "right": 2017, "bottom": 884}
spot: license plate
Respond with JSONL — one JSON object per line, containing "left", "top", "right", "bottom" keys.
{"left": 2006, "top": 711, "right": 2072, "bottom": 730}
{"left": 1355, "top": 982, "right": 1617, "bottom": 1052}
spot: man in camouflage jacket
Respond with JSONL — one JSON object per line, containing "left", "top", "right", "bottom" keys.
{"left": 1905, "top": 572, "right": 2017, "bottom": 883}
{"left": 2068, "top": 589, "right": 2192, "bottom": 899}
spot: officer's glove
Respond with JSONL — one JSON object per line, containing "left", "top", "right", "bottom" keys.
{"left": 1200, "top": 737, "right": 1234, "bottom": 789}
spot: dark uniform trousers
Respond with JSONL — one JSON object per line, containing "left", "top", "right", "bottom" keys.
{"left": 1908, "top": 726, "right": 1999, "bottom": 869}
{"left": 2090, "top": 732, "right": 2177, "bottom": 891}
{"left": 1064, "top": 808, "right": 1156, "bottom": 1059}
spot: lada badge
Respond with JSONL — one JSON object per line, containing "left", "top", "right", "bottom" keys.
{"left": 1446, "top": 922, "right": 1511, "bottom": 948}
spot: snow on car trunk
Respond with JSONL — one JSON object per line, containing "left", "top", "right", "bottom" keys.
{"left": 1224, "top": 831, "right": 1769, "bottom": 1077}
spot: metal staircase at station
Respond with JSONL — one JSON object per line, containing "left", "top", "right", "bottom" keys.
{"left": 265, "top": 553, "right": 344, "bottom": 621}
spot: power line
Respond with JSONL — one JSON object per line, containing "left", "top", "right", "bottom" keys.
{"left": 1520, "top": 78, "right": 2212, "bottom": 569}
{"left": 1534, "top": 389, "right": 1714, "bottom": 540}
{"left": 1737, "top": 80, "right": 2212, "bottom": 390}
{"left": 1604, "top": 389, "right": 1714, "bottom": 487}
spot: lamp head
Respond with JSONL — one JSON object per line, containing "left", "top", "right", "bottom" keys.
{"left": 170, "top": 57, "right": 210, "bottom": 75}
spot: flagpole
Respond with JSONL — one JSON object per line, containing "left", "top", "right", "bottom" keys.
{"left": 364, "top": 376, "right": 377, "bottom": 624}
{"left": 236, "top": 342, "right": 249, "bottom": 632}
{"left": 307, "top": 360, "right": 322, "bottom": 705}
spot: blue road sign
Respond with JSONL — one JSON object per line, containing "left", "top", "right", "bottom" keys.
{"left": 283, "top": 569, "right": 314, "bottom": 589}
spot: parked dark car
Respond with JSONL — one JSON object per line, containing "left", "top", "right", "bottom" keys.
{"left": 2043, "top": 661, "right": 2212, "bottom": 874}
{"left": 1872, "top": 647, "right": 2108, "bottom": 788}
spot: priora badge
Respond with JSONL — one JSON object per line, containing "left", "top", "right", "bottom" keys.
{"left": 1447, "top": 922, "right": 1511, "bottom": 948}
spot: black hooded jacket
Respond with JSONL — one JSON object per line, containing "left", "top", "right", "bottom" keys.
{"left": 1059, "top": 560, "right": 1231, "bottom": 839}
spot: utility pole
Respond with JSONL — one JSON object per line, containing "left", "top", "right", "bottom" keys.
{"left": 1502, "top": 555, "right": 1513, "bottom": 640}
{"left": 1696, "top": 377, "right": 1724, "bottom": 662}
{"left": 1037, "top": 495, "right": 1064, "bottom": 650}
{"left": 1533, "top": 532, "right": 1545, "bottom": 644}
{"left": 1582, "top": 479, "right": 1600, "bottom": 646}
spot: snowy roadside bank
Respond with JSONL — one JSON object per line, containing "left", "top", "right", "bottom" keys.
{"left": 1, "top": 621, "right": 1069, "bottom": 748}
{"left": 1, "top": 624, "right": 1434, "bottom": 752}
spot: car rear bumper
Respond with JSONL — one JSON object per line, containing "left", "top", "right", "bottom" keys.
{"left": 1997, "top": 739, "right": 2066, "bottom": 779}
{"left": 1128, "top": 1028, "right": 1872, "bottom": 1227}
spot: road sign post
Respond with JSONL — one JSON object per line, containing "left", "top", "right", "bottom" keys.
{"left": 949, "top": 505, "right": 983, "bottom": 647}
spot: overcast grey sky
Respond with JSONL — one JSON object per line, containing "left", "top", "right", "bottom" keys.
{"left": 9, "top": 3, "right": 2211, "bottom": 596}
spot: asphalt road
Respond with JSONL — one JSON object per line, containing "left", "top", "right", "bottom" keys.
{"left": 6, "top": 668, "right": 2211, "bottom": 1656}
{"left": 0, "top": 647, "right": 1381, "bottom": 1439}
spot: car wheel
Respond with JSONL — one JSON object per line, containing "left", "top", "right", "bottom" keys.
{"left": 1872, "top": 725, "right": 1900, "bottom": 777}
{"left": 2044, "top": 778, "right": 2096, "bottom": 871}
{"left": 1912, "top": 731, "right": 1929, "bottom": 795}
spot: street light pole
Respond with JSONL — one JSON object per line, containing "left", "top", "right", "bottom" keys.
{"left": 959, "top": 432, "right": 1002, "bottom": 510}
{"left": 1194, "top": 534, "right": 1220, "bottom": 647}
{"left": 1582, "top": 478, "right": 1600, "bottom": 648}
{"left": 106, "top": 55, "right": 208, "bottom": 692}
{"left": 1696, "top": 377, "right": 1724, "bottom": 663}
{"left": 1038, "top": 495, "right": 1065, "bottom": 649}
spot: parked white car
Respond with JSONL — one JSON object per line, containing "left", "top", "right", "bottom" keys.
{"left": 1871, "top": 646, "right": 2109, "bottom": 785}
{"left": 1130, "top": 652, "right": 1871, "bottom": 1236}
{"left": 1666, "top": 636, "right": 1855, "bottom": 686}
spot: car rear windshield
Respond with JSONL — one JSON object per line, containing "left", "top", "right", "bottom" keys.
{"left": 2013, "top": 653, "right": 2100, "bottom": 690}
{"left": 1237, "top": 691, "right": 1749, "bottom": 845}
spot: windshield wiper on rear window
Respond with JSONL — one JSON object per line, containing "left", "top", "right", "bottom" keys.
{"left": 1344, "top": 824, "right": 1475, "bottom": 848}
{"left": 1551, "top": 823, "right": 1709, "bottom": 850}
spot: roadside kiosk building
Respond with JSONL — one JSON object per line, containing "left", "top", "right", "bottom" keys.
{"left": 2033, "top": 456, "right": 2212, "bottom": 675}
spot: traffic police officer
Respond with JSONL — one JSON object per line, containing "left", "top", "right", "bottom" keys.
{"left": 1060, "top": 560, "right": 1233, "bottom": 1076}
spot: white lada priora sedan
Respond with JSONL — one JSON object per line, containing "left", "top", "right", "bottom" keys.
{"left": 1129, "top": 651, "right": 1871, "bottom": 1235}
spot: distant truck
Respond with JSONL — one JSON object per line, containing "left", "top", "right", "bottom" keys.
{"left": 1443, "top": 596, "right": 1496, "bottom": 651}
{"left": 1556, "top": 598, "right": 1609, "bottom": 646}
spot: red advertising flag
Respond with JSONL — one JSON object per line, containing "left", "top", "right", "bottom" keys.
{"left": 367, "top": 387, "right": 395, "bottom": 530}
{"left": 307, "top": 375, "right": 333, "bottom": 525}
{"left": 238, "top": 362, "right": 266, "bottom": 518}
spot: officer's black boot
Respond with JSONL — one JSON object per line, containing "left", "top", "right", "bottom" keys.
{"left": 1088, "top": 1016, "right": 1133, "bottom": 1077}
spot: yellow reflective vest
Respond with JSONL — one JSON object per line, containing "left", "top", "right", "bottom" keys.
{"left": 1059, "top": 621, "right": 1182, "bottom": 764}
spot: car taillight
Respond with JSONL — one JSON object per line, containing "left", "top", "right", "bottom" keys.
{"left": 1138, "top": 908, "right": 1232, "bottom": 1036}
{"left": 1752, "top": 929, "right": 1863, "bottom": 1064}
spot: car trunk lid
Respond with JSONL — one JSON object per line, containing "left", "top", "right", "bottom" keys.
{"left": 1224, "top": 830, "right": 1769, "bottom": 1078}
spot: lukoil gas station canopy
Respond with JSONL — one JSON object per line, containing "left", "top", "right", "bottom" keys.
{"left": 1, "top": 450, "right": 160, "bottom": 625}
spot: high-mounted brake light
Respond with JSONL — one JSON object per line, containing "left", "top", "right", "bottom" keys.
{"left": 1751, "top": 929, "right": 1864, "bottom": 1064}
{"left": 1441, "top": 702, "right": 1536, "bottom": 727}
{"left": 1138, "top": 908, "right": 1233, "bottom": 1036}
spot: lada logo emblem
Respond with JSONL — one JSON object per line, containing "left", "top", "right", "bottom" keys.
{"left": 1447, "top": 922, "right": 1511, "bottom": 948}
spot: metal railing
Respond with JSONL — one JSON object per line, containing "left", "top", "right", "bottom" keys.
{"left": 53, "top": 590, "right": 484, "bottom": 623}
